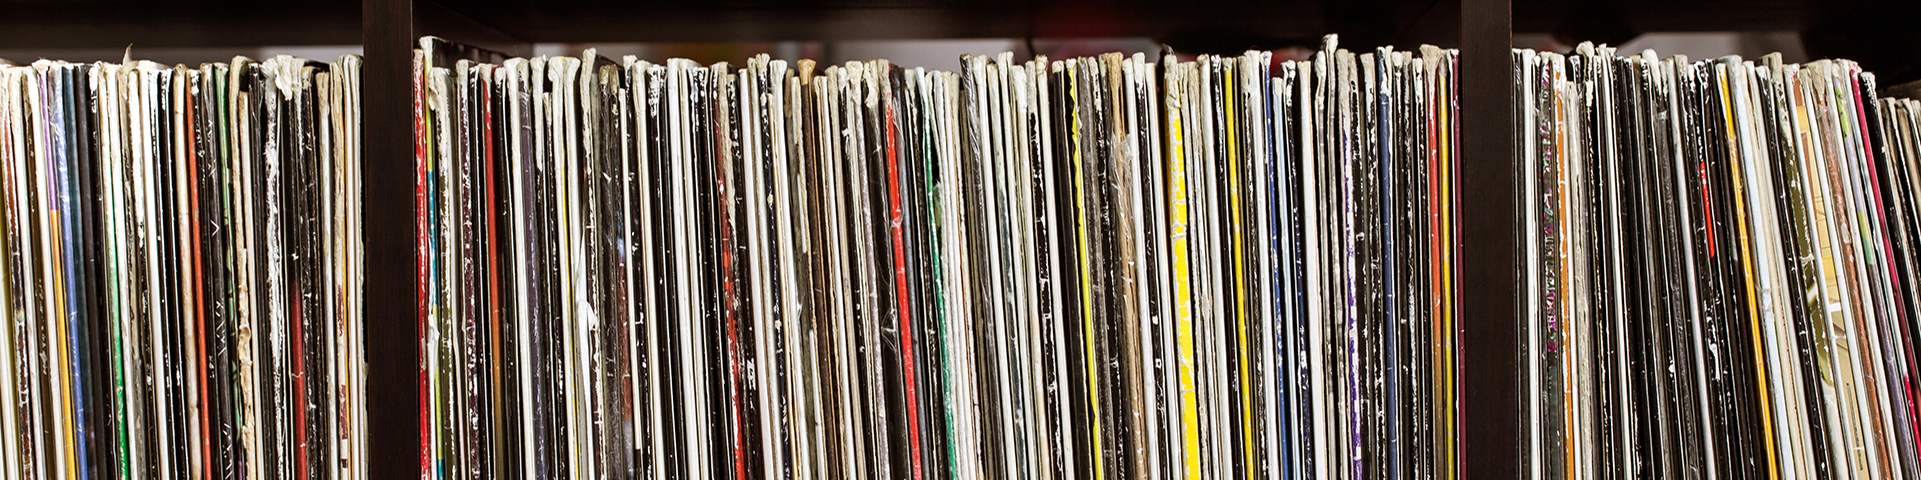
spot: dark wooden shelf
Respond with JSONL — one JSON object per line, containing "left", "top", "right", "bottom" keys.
{"left": 1514, "top": 0, "right": 1920, "bottom": 35}
{"left": 1510, "top": 0, "right": 1921, "bottom": 84}
{"left": 431, "top": 0, "right": 1320, "bottom": 43}
{"left": 367, "top": 2, "right": 1520, "bottom": 480}
{"left": 360, "top": 0, "right": 1513, "bottom": 478}
{"left": 12, "top": 0, "right": 1905, "bottom": 51}
{"left": 0, "top": 1, "right": 359, "bottom": 49}
{"left": 413, "top": 0, "right": 1466, "bottom": 50}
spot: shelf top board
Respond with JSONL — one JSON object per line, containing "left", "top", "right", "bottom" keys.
{"left": 0, "top": 0, "right": 360, "bottom": 49}
{"left": 1514, "top": 0, "right": 1921, "bottom": 34}
{"left": 413, "top": 0, "right": 1466, "bottom": 47}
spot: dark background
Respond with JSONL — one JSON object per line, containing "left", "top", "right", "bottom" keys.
{"left": 3, "top": 0, "right": 1917, "bottom": 85}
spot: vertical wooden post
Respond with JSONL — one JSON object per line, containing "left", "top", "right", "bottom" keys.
{"left": 362, "top": 0, "right": 421, "bottom": 476}
{"left": 1459, "top": 0, "right": 1521, "bottom": 478}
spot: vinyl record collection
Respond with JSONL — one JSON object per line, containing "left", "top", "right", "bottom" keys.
{"left": 414, "top": 35, "right": 1463, "bottom": 479}
{"left": 1521, "top": 44, "right": 1921, "bottom": 478}
{"left": 0, "top": 56, "right": 368, "bottom": 479}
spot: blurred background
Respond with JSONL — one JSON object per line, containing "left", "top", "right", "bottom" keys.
{"left": 0, "top": 0, "right": 1915, "bottom": 87}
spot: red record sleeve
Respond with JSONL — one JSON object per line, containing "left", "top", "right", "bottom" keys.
{"left": 414, "top": 48, "right": 433, "bottom": 480}
{"left": 882, "top": 64, "right": 926, "bottom": 480}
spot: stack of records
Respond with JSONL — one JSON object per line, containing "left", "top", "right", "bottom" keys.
{"left": 0, "top": 55, "right": 367, "bottom": 479}
{"left": 1521, "top": 44, "right": 1921, "bottom": 478}
{"left": 415, "top": 34, "right": 1463, "bottom": 479}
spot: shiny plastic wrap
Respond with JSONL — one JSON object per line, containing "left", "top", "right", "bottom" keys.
{"left": 1521, "top": 41, "right": 1921, "bottom": 478}
{"left": 0, "top": 47, "right": 364, "bottom": 477}
{"left": 408, "top": 36, "right": 1482, "bottom": 480}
